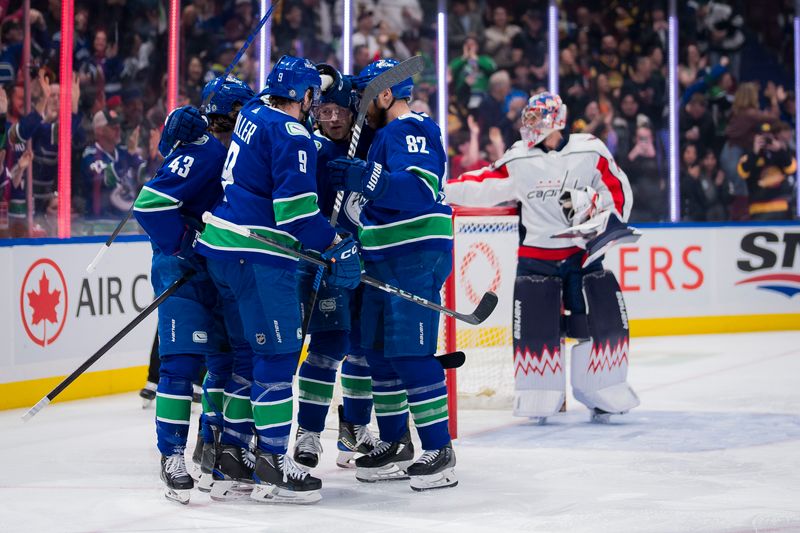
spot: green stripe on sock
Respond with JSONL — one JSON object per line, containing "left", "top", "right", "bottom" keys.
{"left": 298, "top": 378, "right": 335, "bottom": 403}
{"left": 224, "top": 394, "right": 253, "bottom": 421}
{"left": 156, "top": 394, "right": 192, "bottom": 423}
{"left": 253, "top": 398, "right": 293, "bottom": 428}
{"left": 373, "top": 390, "right": 408, "bottom": 415}
{"left": 409, "top": 397, "right": 449, "bottom": 426}
{"left": 341, "top": 375, "right": 372, "bottom": 397}
{"left": 202, "top": 390, "right": 224, "bottom": 414}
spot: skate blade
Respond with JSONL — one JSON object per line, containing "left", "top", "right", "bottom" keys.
{"left": 164, "top": 487, "right": 191, "bottom": 505}
{"left": 197, "top": 473, "right": 215, "bottom": 493}
{"left": 590, "top": 412, "right": 613, "bottom": 424}
{"left": 250, "top": 484, "right": 321, "bottom": 505}
{"left": 141, "top": 398, "right": 154, "bottom": 409}
{"left": 209, "top": 479, "right": 254, "bottom": 501}
{"left": 355, "top": 460, "right": 413, "bottom": 482}
{"left": 335, "top": 450, "right": 356, "bottom": 469}
{"left": 410, "top": 468, "right": 458, "bottom": 492}
{"left": 528, "top": 416, "right": 548, "bottom": 426}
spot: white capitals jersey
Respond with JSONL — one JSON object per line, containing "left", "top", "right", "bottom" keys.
{"left": 444, "top": 133, "right": 633, "bottom": 261}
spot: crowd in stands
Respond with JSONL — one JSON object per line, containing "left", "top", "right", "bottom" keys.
{"left": 0, "top": 0, "right": 796, "bottom": 238}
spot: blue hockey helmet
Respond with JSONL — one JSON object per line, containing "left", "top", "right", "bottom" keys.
{"left": 200, "top": 75, "right": 255, "bottom": 116}
{"left": 355, "top": 58, "right": 413, "bottom": 100}
{"left": 263, "top": 55, "right": 322, "bottom": 103}
{"left": 316, "top": 63, "right": 357, "bottom": 111}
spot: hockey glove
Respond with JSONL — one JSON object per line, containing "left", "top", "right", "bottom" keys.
{"left": 327, "top": 157, "right": 389, "bottom": 201}
{"left": 173, "top": 225, "right": 199, "bottom": 261}
{"left": 559, "top": 186, "right": 599, "bottom": 226}
{"left": 321, "top": 235, "right": 362, "bottom": 289}
{"left": 158, "top": 106, "right": 208, "bottom": 157}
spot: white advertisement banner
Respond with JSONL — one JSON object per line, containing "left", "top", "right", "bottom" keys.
{"left": 452, "top": 217, "right": 800, "bottom": 329}
{"left": 1, "top": 239, "right": 156, "bottom": 384}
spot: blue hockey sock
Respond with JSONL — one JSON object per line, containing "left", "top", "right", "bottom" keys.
{"left": 252, "top": 352, "right": 299, "bottom": 454}
{"left": 297, "top": 330, "right": 348, "bottom": 432}
{"left": 220, "top": 347, "right": 254, "bottom": 449}
{"left": 297, "top": 351, "right": 340, "bottom": 433}
{"left": 365, "top": 350, "right": 408, "bottom": 443}
{"left": 156, "top": 354, "right": 203, "bottom": 456}
{"left": 341, "top": 354, "right": 373, "bottom": 426}
{"left": 391, "top": 355, "right": 451, "bottom": 450}
{"left": 201, "top": 351, "right": 232, "bottom": 443}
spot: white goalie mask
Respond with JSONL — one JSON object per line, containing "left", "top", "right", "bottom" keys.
{"left": 520, "top": 92, "right": 568, "bottom": 148}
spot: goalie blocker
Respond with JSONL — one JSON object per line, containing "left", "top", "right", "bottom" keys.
{"left": 512, "top": 269, "right": 638, "bottom": 420}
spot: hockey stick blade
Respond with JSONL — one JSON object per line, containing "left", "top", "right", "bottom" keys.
{"left": 461, "top": 291, "right": 499, "bottom": 325}
{"left": 436, "top": 351, "right": 466, "bottom": 369}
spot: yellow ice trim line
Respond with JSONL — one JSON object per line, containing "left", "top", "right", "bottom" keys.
{"left": 0, "top": 365, "right": 148, "bottom": 411}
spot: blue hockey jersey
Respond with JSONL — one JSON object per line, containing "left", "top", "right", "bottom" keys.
{"left": 313, "top": 131, "right": 361, "bottom": 238}
{"left": 359, "top": 112, "right": 452, "bottom": 260}
{"left": 195, "top": 99, "right": 336, "bottom": 267}
{"left": 133, "top": 135, "right": 226, "bottom": 255}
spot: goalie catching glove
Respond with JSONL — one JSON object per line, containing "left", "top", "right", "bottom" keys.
{"left": 559, "top": 186, "right": 600, "bottom": 226}
{"left": 327, "top": 157, "right": 389, "bottom": 201}
{"left": 321, "top": 235, "right": 362, "bottom": 289}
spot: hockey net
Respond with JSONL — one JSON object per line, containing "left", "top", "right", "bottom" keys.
{"left": 441, "top": 206, "right": 519, "bottom": 423}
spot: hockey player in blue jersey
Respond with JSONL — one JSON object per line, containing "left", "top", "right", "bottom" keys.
{"left": 327, "top": 59, "right": 457, "bottom": 491}
{"left": 292, "top": 64, "right": 379, "bottom": 470}
{"left": 133, "top": 75, "right": 254, "bottom": 504}
{"left": 195, "top": 55, "right": 362, "bottom": 504}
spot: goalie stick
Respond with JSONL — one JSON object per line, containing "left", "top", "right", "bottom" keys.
{"left": 21, "top": 271, "right": 196, "bottom": 422}
{"left": 203, "top": 212, "right": 497, "bottom": 326}
{"left": 302, "top": 56, "right": 426, "bottom": 339}
{"left": 86, "top": 2, "right": 282, "bottom": 274}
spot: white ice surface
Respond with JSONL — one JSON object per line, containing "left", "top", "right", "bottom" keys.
{"left": 2, "top": 331, "right": 800, "bottom": 533}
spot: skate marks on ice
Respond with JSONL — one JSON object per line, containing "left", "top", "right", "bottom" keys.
{"left": 458, "top": 410, "right": 800, "bottom": 453}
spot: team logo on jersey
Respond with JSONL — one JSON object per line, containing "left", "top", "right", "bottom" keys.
{"left": 344, "top": 193, "right": 364, "bottom": 228}
{"left": 19, "top": 258, "right": 68, "bottom": 347}
{"left": 285, "top": 122, "right": 311, "bottom": 139}
{"left": 192, "top": 331, "right": 208, "bottom": 343}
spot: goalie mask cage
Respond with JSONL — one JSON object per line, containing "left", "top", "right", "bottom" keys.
{"left": 442, "top": 206, "right": 520, "bottom": 438}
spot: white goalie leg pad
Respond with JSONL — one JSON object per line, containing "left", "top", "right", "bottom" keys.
{"left": 571, "top": 270, "right": 640, "bottom": 414}
{"left": 512, "top": 275, "right": 566, "bottom": 418}
{"left": 570, "top": 341, "right": 639, "bottom": 413}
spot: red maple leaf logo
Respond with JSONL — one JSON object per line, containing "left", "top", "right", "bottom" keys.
{"left": 27, "top": 272, "right": 61, "bottom": 325}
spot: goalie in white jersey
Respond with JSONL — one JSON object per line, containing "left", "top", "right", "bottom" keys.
{"left": 445, "top": 92, "right": 640, "bottom": 423}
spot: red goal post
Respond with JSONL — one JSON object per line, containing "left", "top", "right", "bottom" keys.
{"left": 443, "top": 206, "right": 519, "bottom": 438}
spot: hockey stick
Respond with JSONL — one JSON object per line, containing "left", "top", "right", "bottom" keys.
{"left": 330, "top": 55, "right": 424, "bottom": 226}
{"left": 85, "top": 3, "right": 281, "bottom": 274}
{"left": 436, "top": 351, "right": 465, "bottom": 369}
{"left": 301, "top": 57, "right": 425, "bottom": 339}
{"left": 86, "top": 209, "right": 133, "bottom": 273}
{"left": 202, "top": 212, "right": 497, "bottom": 325}
{"left": 21, "top": 271, "right": 195, "bottom": 422}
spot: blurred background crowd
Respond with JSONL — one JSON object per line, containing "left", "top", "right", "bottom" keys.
{"left": 0, "top": 0, "right": 796, "bottom": 238}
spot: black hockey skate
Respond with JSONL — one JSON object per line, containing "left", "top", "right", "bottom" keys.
{"left": 161, "top": 453, "right": 194, "bottom": 504}
{"left": 590, "top": 407, "right": 613, "bottom": 424}
{"left": 251, "top": 451, "right": 322, "bottom": 504}
{"left": 139, "top": 381, "right": 156, "bottom": 409}
{"left": 336, "top": 405, "right": 379, "bottom": 468}
{"left": 209, "top": 445, "right": 255, "bottom": 501}
{"left": 354, "top": 430, "right": 415, "bottom": 482}
{"left": 293, "top": 427, "right": 323, "bottom": 468}
{"left": 193, "top": 426, "right": 221, "bottom": 492}
{"left": 407, "top": 442, "right": 458, "bottom": 491}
